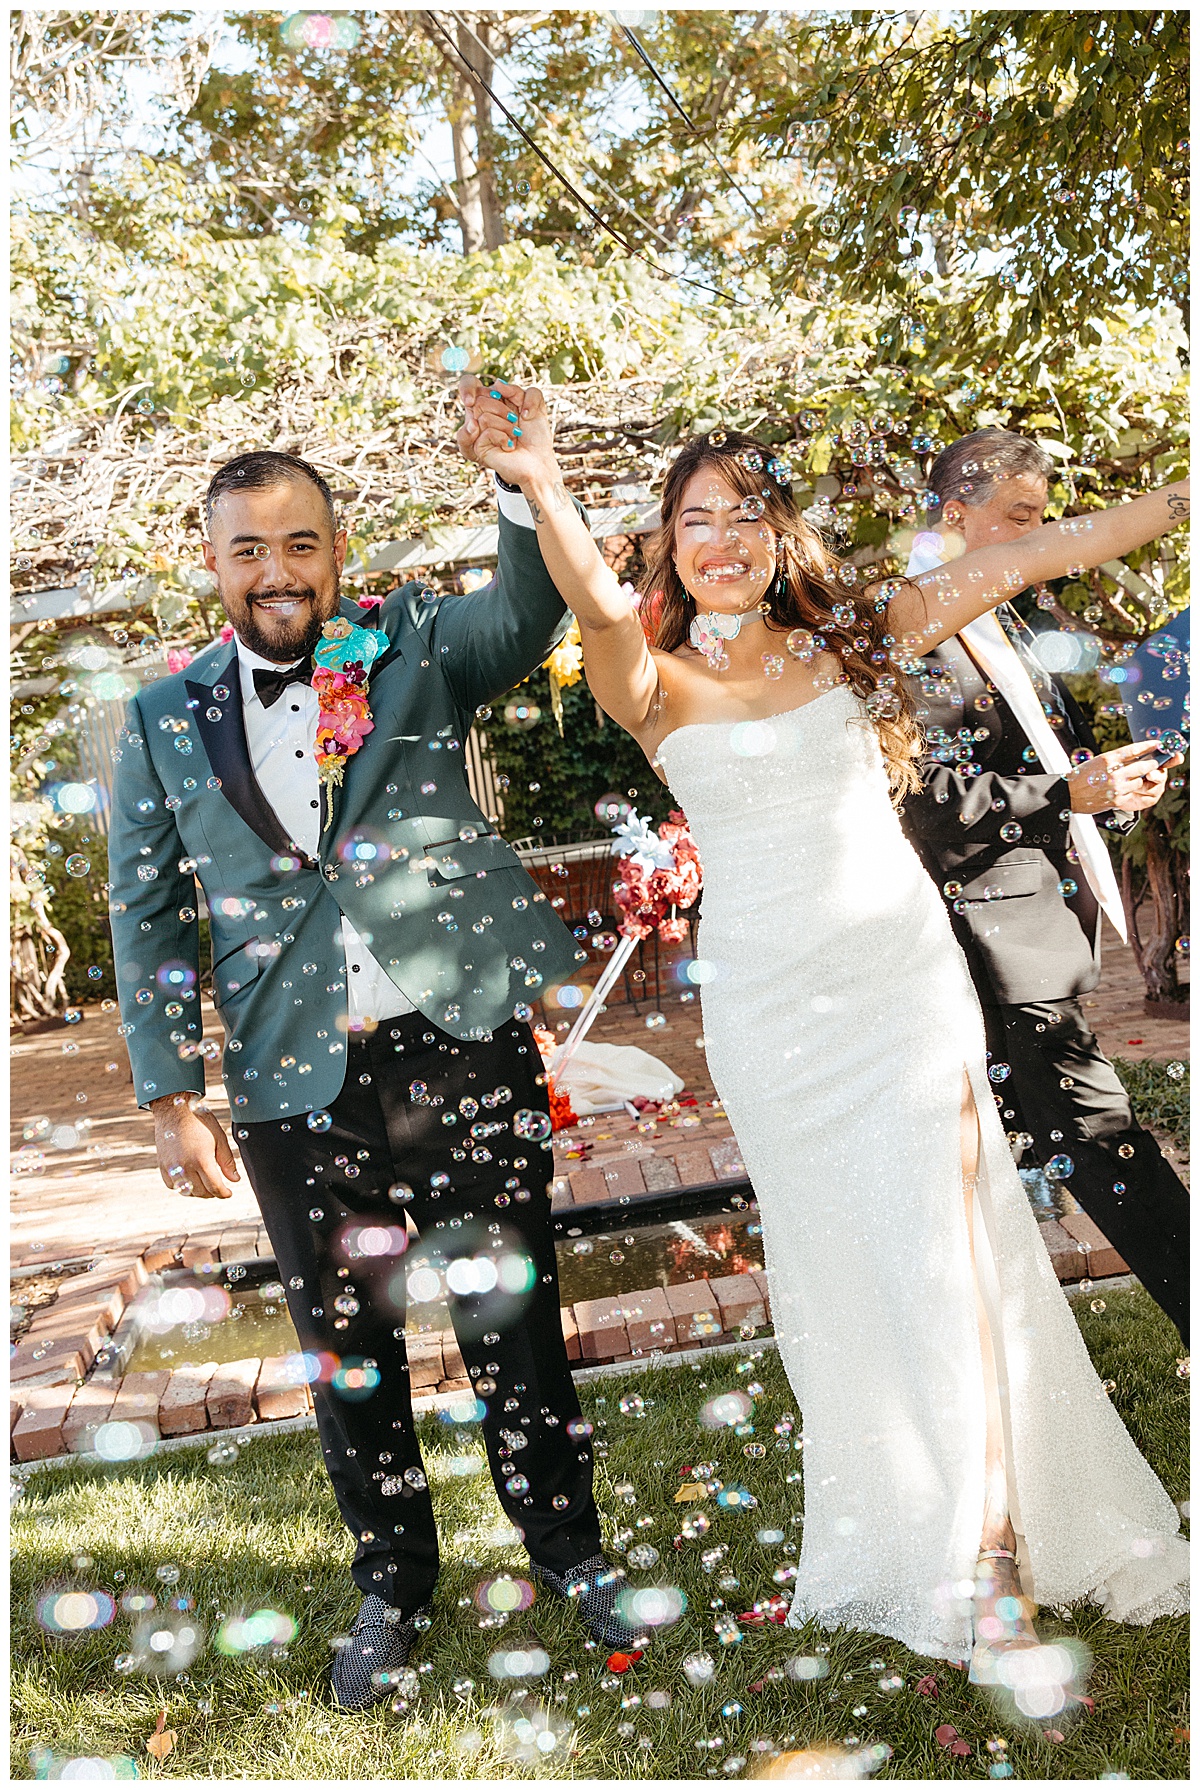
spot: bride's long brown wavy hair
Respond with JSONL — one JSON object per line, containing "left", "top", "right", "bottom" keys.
{"left": 640, "top": 430, "right": 924, "bottom": 801}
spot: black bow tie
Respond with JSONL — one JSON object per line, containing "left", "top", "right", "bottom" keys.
{"left": 252, "top": 662, "right": 311, "bottom": 707}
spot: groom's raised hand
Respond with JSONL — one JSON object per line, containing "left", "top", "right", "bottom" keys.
{"left": 457, "top": 373, "right": 531, "bottom": 464}
{"left": 456, "top": 372, "right": 489, "bottom": 466}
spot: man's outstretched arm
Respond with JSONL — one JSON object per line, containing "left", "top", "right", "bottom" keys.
{"left": 423, "top": 376, "right": 583, "bottom": 714}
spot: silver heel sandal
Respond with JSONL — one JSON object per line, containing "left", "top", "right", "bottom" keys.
{"left": 969, "top": 1546, "right": 1040, "bottom": 1686}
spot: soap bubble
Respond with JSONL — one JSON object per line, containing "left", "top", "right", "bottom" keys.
{"left": 475, "top": 1575, "right": 535, "bottom": 1614}
{"left": 307, "top": 1110, "right": 332, "bottom": 1132}
{"left": 681, "top": 1652, "right": 716, "bottom": 1685}
{"left": 129, "top": 1609, "right": 205, "bottom": 1675}
{"left": 37, "top": 1589, "right": 116, "bottom": 1634}
{"left": 442, "top": 346, "right": 470, "bottom": 373}
{"left": 513, "top": 1109, "right": 551, "bottom": 1142}
{"left": 785, "top": 1654, "right": 831, "bottom": 1681}
{"left": 616, "top": 1585, "right": 686, "bottom": 1628}
{"left": 503, "top": 701, "right": 541, "bottom": 730}
{"left": 281, "top": 12, "right": 360, "bottom": 51}
{"left": 93, "top": 1420, "right": 157, "bottom": 1463}
{"left": 216, "top": 1608, "right": 297, "bottom": 1653}
{"left": 1045, "top": 1154, "right": 1074, "bottom": 1181}
{"left": 595, "top": 792, "right": 631, "bottom": 824}
{"left": 729, "top": 720, "right": 777, "bottom": 758}
{"left": 488, "top": 1645, "right": 551, "bottom": 1679}
{"left": 700, "top": 1390, "right": 753, "bottom": 1428}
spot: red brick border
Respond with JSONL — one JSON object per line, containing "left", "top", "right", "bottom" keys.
{"left": 11, "top": 1215, "right": 1125, "bottom": 1462}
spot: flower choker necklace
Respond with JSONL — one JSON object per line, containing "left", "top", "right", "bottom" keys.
{"left": 689, "top": 604, "right": 767, "bottom": 671}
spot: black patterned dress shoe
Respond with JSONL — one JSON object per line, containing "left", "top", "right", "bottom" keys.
{"left": 530, "top": 1554, "right": 648, "bottom": 1650}
{"left": 330, "top": 1594, "right": 431, "bottom": 1711}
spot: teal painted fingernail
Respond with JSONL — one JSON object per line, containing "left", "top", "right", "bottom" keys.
{"left": 513, "top": 427, "right": 523, "bottom": 438}
{"left": 489, "top": 389, "right": 502, "bottom": 399}
{"left": 504, "top": 438, "right": 515, "bottom": 449}
{"left": 507, "top": 411, "right": 518, "bottom": 422}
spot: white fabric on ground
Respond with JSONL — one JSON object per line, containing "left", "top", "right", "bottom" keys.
{"left": 554, "top": 1041, "right": 683, "bottom": 1115}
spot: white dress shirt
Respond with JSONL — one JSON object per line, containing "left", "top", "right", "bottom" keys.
{"left": 235, "top": 638, "right": 415, "bottom": 1024}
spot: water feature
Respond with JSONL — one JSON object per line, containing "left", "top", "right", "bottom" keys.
{"left": 112, "top": 1204, "right": 765, "bottom": 1375}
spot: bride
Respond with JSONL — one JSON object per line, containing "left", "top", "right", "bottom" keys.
{"left": 458, "top": 382, "right": 1189, "bottom": 1676}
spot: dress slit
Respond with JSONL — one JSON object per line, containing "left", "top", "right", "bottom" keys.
{"left": 961, "top": 1060, "right": 1028, "bottom": 1572}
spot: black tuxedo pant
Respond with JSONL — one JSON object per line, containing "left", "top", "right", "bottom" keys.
{"left": 234, "top": 1014, "right": 602, "bottom": 1614}
{"left": 982, "top": 997, "right": 1189, "bottom": 1345}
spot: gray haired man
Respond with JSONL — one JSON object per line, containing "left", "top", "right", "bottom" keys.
{"left": 898, "top": 429, "right": 1188, "bottom": 1342}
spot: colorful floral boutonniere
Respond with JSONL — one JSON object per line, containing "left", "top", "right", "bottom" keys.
{"left": 312, "top": 617, "right": 383, "bottom": 824}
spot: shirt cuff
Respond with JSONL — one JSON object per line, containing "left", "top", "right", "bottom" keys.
{"left": 494, "top": 473, "right": 536, "bottom": 530}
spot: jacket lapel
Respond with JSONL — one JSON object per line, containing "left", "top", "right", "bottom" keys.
{"left": 185, "top": 650, "right": 317, "bottom": 866}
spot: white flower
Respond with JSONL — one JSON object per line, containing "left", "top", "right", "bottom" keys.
{"left": 612, "top": 812, "right": 675, "bottom": 872}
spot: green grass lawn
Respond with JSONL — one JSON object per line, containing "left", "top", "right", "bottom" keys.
{"left": 11, "top": 1290, "right": 1188, "bottom": 1781}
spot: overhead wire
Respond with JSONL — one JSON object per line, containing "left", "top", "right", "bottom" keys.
{"left": 612, "top": 16, "right": 764, "bottom": 222}
{"left": 447, "top": 8, "right": 680, "bottom": 257}
{"left": 420, "top": 10, "right": 739, "bottom": 306}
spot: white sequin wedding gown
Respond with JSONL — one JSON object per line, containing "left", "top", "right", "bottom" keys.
{"left": 656, "top": 683, "right": 1188, "bottom": 1662}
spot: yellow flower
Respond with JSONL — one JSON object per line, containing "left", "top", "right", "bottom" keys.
{"left": 545, "top": 616, "right": 583, "bottom": 688}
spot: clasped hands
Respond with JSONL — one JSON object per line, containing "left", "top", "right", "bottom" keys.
{"left": 456, "top": 374, "right": 561, "bottom": 493}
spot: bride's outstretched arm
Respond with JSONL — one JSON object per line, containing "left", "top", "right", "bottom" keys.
{"left": 890, "top": 476, "right": 1189, "bottom": 648}
{"left": 459, "top": 380, "right": 665, "bottom": 736}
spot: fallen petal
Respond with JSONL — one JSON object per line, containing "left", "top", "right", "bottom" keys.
{"left": 606, "top": 1650, "right": 644, "bottom": 1673}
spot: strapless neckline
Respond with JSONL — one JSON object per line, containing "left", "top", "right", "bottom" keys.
{"left": 655, "top": 681, "right": 851, "bottom": 754}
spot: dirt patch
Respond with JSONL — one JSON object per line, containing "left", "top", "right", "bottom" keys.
{"left": 9, "top": 1261, "right": 93, "bottom": 1346}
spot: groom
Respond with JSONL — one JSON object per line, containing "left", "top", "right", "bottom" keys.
{"left": 108, "top": 412, "right": 641, "bottom": 1710}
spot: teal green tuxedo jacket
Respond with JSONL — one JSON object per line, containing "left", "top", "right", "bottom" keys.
{"left": 108, "top": 513, "right": 587, "bottom": 1122}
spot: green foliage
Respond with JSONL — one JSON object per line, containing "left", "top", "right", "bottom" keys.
{"left": 40, "top": 821, "right": 115, "bottom": 1006}
{"left": 1112, "top": 1058, "right": 1190, "bottom": 1153}
{"left": 486, "top": 668, "right": 673, "bottom": 842}
{"left": 744, "top": 11, "right": 1189, "bottom": 349}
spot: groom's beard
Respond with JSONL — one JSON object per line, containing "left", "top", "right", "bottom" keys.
{"left": 222, "top": 576, "right": 340, "bottom": 663}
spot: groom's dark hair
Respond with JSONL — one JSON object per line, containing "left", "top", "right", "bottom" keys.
{"left": 204, "top": 451, "right": 336, "bottom": 533}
